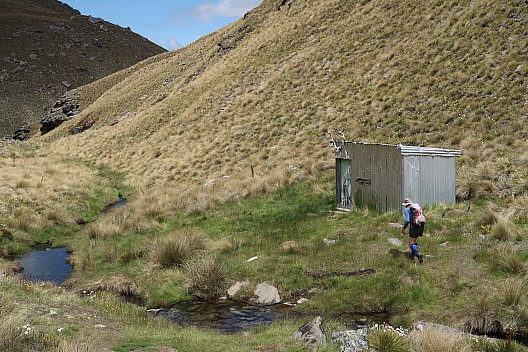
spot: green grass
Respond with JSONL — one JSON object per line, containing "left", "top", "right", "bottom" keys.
{"left": 1, "top": 170, "right": 528, "bottom": 350}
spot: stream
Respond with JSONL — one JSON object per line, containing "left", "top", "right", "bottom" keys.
{"left": 16, "top": 245, "right": 71, "bottom": 285}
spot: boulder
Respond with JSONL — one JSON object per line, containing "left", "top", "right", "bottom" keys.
{"left": 251, "top": 282, "right": 281, "bottom": 305}
{"left": 226, "top": 280, "right": 250, "bottom": 298}
{"left": 293, "top": 316, "right": 326, "bottom": 351}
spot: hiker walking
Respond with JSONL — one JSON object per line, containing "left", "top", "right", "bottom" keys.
{"left": 402, "top": 198, "right": 425, "bottom": 263}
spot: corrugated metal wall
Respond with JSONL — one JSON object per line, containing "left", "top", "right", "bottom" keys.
{"left": 338, "top": 143, "right": 402, "bottom": 212}
{"left": 335, "top": 142, "right": 460, "bottom": 212}
{"left": 402, "top": 155, "right": 457, "bottom": 206}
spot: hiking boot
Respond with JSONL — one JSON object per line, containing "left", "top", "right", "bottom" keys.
{"left": 417, "top": 253, "right": 424, "bottom": 264}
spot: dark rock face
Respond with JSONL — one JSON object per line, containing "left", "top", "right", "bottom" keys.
{"left": 40, "top": 90, "right": 81, "bottom": 134}
{"left": 0, "top": 0, "right": 166, "bottom": 137}
{"left": 12, "top": 125, "right": 32, "bottom": 140}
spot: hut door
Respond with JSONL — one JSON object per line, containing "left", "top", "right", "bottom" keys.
{"left": 337, "top": 159, "right": 352, "bottom": 210}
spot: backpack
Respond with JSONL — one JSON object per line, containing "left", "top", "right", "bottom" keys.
{"left": 410, "top": 203, "right": 426, "bottom": 226}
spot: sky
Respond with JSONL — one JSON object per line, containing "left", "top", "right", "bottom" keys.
{"left": 63, "top": 0, "right": 263, "bottom": 51}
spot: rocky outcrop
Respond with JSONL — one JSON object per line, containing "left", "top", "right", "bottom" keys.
{"left": 0, "top": 0, "right": 166, "bottom": 137}
{"left": 11, "top": 125, "right": 32, "bottom": 140}
{"left": 293, "top": 316, "right": 326, "bottom": 351}
{"left": 40, "top": 90, "right": 81, "bottom": 134}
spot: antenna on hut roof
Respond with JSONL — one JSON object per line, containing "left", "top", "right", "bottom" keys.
{"left": 338, "top": 130, "right": 346, "bottom": 143}
{"left": 328, "top": 129, "right": 343, "bottom": 152}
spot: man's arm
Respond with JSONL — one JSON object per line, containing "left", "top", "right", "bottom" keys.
{"left": 402, "top": 207, "right": 411, "bottom": 232}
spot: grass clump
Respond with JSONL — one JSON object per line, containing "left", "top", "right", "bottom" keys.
{"left": 473, "top": 338, "right": 528, "bottom": 352}
{"left": 150, "top": 230, "right": 207, "bottom": 268}
{"left": 184, "top": 254, "right": 226, "bottom": 299}
{"left": 408, "top": 328, "right": 471, "bottom": 352}
{"left": 367, "top": 326, "right": 408, "bottom": 352}
{"left": 491, "top": 216, "right": 513, "bottom": 241}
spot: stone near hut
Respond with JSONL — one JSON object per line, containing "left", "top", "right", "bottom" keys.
{"left": 388, "top": 238, "right": 403, "bottom": 247}
{"left": 297, "top": 297, "right": 309, "bottom": 304}
{"left": 227, "top": 280, "right": 250, "bottom": 298}
{"left": 332, "top": 328, "right": 369, "bottom": 352}
{"left": 252, "top": 282, "right": 281, "bottom": 305}
{"left": 292, "top": 316, "right": 326, "bottom": 351}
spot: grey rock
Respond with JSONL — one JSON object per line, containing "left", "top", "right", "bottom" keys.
{"left": 332, "top": 328, "right": 369, "bottom": 352}
{"left": 227, "top": 280, "right": 250, "bottom": 298}
{"left": 388, "top": 238, "right": 403, "bottom": 247}
{"left": 293, "top": 316, "right": 326, "bottom": 351}
{"left": 251, "top": 282, "right": 281, "bottom": 305}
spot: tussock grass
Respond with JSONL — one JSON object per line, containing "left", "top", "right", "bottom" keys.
{"left": 55, "top": 340, "right": 101, "bottom": 352}
{"left": 150, "top": 230, "right": 207, "bottom": 268}
{"left": 408, "top": 328, "right": 471, "bottom": 352}
{"left": 91, "top": 277, "right": 140, "bottom": 299}
{"left": 473, "top": 338, "right": 528, "bottom": 352}
{"left": 184, "top": 255, "right": 226, "bottom": 299}
{"left": 495, "top": 244, "right": 525, "bottom": 274}
{"left": 83, "top": 221, "right": 122, "bottom": 239}
{"left": 491, "top": 216, "right": 513, "bottom": 241}
{"left": 463, "top": 292, "right": 502, "bottom": 336}
{"left": 501, "top": 277, "right": 527, "bottom": 309}
{"left": 367, "top": 327, "right": 408, "bottom": 352}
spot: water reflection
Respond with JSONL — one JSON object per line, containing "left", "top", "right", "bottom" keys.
{"left": 151, "top": 300, "right": 295, "bottom": 333}
{"left": 17, "top": 245, "right": 72, "bottom": 285}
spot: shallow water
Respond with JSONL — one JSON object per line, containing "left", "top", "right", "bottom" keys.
{"left": 151, "top": 300, "right": 296, "bottom": 333}
{"left": 17, "top": 245, "right": 72, "bottom": 285}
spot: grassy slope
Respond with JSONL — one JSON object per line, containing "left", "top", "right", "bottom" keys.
{"left": 38, "top": 0, "right": 527, "bottom": 199}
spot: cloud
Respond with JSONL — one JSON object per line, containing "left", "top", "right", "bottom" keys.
{"left": 195, "top": 0, "right": 262, "bottom": 20}
{"left": 167, "top": 38, "right": 183, "bottom": 50}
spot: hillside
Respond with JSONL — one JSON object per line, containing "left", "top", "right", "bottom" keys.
{"left": 37, "top": 0, "right": 527, "bottom": 203}
{"left": 0, "top": 0, "right": 166, "bottom": 137}
{"left": 1, "top": 0, "right": 527, "bottom": 350}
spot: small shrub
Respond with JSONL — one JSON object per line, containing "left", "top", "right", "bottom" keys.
{"left": 151, "top": 230, "right": 207, "bottom": 268}
{"left": 184, "top": 255, "right": 226, "bottom": 299}
{"left": 367, "top": 327, "right": 408, "bottom": 352}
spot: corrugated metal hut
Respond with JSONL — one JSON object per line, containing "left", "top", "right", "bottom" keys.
{"left": 335, "top": 142, "right": 462, "bottom": 212}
